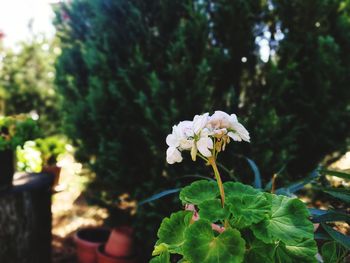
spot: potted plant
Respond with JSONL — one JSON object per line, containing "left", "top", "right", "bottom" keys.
{"left": 35, "top": 136, "right": 67, "bottom": 187}
{"left": 96, "top": 226, "right": 136, "bottom": 263}
{"left": 150, "top": 111, "right": 319, "bottom": 262}
{"left": 74, "top": 227, "right": 111, "bottom": 263}
{"left": 0, "top": 115, "right": 40, "bottom": 189}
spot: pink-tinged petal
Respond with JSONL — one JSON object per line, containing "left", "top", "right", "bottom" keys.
{"left": 207, "top": 111, "right": 232, "bottom": 129}
{"left": 211, "top": 223, "right": 225, "bottom": 233}
{"left": 185, "top": 204, "right": 196, "bottom": 212}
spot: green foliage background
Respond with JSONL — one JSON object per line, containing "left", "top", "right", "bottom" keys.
{"left": 53, "top": 0, "right": 350, "bottom": 257}
{"left": 0, "top": 36, "right": 61, "bottom": 135}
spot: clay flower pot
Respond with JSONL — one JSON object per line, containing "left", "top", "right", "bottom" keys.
{"left": 74, "top": 227, "right": 110, "bottom": 263}
{"left": 105, "top": 226, "right": 134, "bottom": 258}
{"left": 97, "top": 245, "right": 137, "bottom": 263}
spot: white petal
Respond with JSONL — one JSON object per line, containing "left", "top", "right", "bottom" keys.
{"left": 193, "top": 113, "right": 209, "bottom": 134}
{"left": 179, "top": 139, "right": 194, "bottom": 150}
{"left": 197, "top": 137, "right": 213, "bottom": 157}
{"left": 200, "top": 127, "right": 211, "bottom": 137}
{"left": 229, "top": 114, "right": 238, "bottom": 122}
{"left": 178, "top": 121, "right": 194, "bottom": 138}
{"left": 228, "top": 131, "right": 242, "bottom": 142}
{"left": 214, "top": 110, "right": 229, "bottom": 117}
{"left": 232, "top": 122, "right": 250, "bottom": 142}
{"left": 212, "top": 128, "right": 227, "bottom": 137}
{"left": 166, "top": 147, "right": 183, "bottom": 164}
{"left": 208, "top": 111, "right": 231, "bottom": 129}
{"left": 166, "top": 134, "right": 179, "bottom": 147}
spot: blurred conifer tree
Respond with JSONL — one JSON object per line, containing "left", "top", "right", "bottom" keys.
{"left": 54, "top": 0, "right": 350, "bottom": 256}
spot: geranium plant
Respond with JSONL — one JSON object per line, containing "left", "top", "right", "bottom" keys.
{"left": 151, "top": 111, "right": 318, "bottom": 263}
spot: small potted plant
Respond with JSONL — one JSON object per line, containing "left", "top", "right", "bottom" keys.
{"left": 0, "top": 115, "right": 40, "bottom": 190}
{"left": 150, "top": 111, "right": 318, "bottom": 262}
{"left": 96, "top": 225, "right": 136, "bottom": 263}
{"left": 74, "top": 227, "right": 111, "bottom": 263}
{"left": 35, "top": 136, "right": 67, "bottom": 187}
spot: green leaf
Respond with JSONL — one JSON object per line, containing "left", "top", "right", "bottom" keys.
{"left": 224, "top": 181, "right": 261, "bottom": 198}
{"left": 320, "top": 169, "right": 350, "bottom": 181}
{"left": 152, "top": 243, "right": 168, "bottom": 256}
{"left": 179, "top": 180, "right": 219, "bottom": 205}
{"left": 251, "top": 194, "right": 314, "bottom": 244}
{"left": 275, "top": 239, "right": 318, "bottom": 263}
{"left": 322, "top": 241, "right": 348, "bottom": 263}
{"left": 157, "top": 211, "right": 192, "bottom": 254}
{"left": 227, "top": 191, "right": 270, "bottom": 229}
{"left": 322, "top": 188, "right": 350, "bottom": 203}
{"left": 198, "top": 199, "right": 229, "bottom": 222}
{"left": 321, "top": 223, "right": 350, "bottom": 250}
{"left": 150, "top": 250, "right": 171, "bottom": 263}
{"left": 245, "top": 238, "right": 276, "bottom": 263}
{"left": 183, "top": 220, "right": 246, "bottom": 263}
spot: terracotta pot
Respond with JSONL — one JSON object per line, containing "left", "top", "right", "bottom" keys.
{"left": 42, "top": 165, "right": 61, "bottom": 187}
{"left": 0, "top": 149, "right": 14, "bottom": 189}
{"left": 74, "top": 227, "right": 111, "bottom": 263}
{"left": 97, "top": 244, "right": 137, "bottom": 263}
{"left": 105, "top": 226, "right": 134, "bottom": 258}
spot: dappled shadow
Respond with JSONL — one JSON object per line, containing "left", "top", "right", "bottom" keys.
{"left": 51, "top": 154, "right": 108, "bottom": 263}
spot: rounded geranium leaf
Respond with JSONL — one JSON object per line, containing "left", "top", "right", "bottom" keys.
{"left": 198, "top": 199, "right": 230, "bottom": 222}
{"left": 183, "top": 219, "right": 246, "bottom": 263}
{"left": 245, "top": 238, "right": 275, "bottom": 263}
{"left": 177, "top": 259, "right": 191, "bottom": 263}
{"left": 157, "top": 211, "right": 192, "bottom": 254}
{"left": 227, "top": 191, "right": 270, "bottom": 229}
{"left": 275, "top": 239, "right": 318, "bottom": 263}
{"left": 179, "top": 180, "right": 219, "bottom": 205}
{"left": 251, "top": 194, "right": 314, "bottom": 244}
{"left": 224, "top": 181, "right": 261, "bottom": 198}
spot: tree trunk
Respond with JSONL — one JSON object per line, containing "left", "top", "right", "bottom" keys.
{"left": 0, "top": 173, "right": 53, "bottom": 263}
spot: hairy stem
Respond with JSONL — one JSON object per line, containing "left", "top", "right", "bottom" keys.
{"left": 208, "top": 156, "right": 225, "bottom": 207}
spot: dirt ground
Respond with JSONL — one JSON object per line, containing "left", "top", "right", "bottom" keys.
{"left": 51, "top": 155, "right": 108, "bottom": 263}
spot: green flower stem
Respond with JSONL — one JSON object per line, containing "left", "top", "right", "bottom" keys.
{"left": 208, "top": 156, "right": 225, "bottom": 207}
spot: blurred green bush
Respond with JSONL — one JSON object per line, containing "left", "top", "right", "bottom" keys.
{"left": 35, "top": 135, "right": 67, "bottom": 166}
{"left": 16, "top": 136, "right": 68, "bottom": 173}
{"left": 16, "top": 141, "right": 42, "bottom": 173}
{"left": 0, "top": 36, "right": 61, "bottom": 135}
{"left": 53, "top": 0, "right": 350, "bottom": 256}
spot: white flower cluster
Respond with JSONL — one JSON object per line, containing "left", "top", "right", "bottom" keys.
{"left": 166, "top": 111, "right": 250, "bottom": 164}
